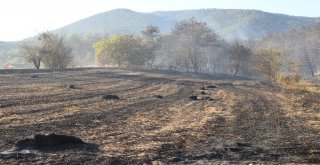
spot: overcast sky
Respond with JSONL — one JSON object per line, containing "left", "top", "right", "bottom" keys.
{"left": 1, "top": 0, "right": 320, "bottom": 41}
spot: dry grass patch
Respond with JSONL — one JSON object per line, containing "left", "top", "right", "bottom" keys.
{"left": 0, "top": 114, "right": 26, "bottom": 123}
{"left": 65, "top": 105, "right": 81, "bottom": 113}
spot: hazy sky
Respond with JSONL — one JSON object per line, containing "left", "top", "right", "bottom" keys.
{"left": 1, "top": 0, "right": 320, "bottom": 41}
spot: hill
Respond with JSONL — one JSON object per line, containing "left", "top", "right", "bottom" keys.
{"left": 56, "top": 8, "right": 319, "bottom": 39}
{"left": 0, "top": 41, "right": 19, "bottom": 68}
{"left": 1, "top": 8, "right": 319, "bottom": 68}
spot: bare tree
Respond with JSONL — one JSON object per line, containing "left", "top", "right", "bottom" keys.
{"left": 301, "top": 47, "right": 316, "bottom": 77}
{"left": 39, "top": 32, "right": 73, "bottom": 69}
{"left": 19, "top": 40, "right": 44, "bottom": 70}
{"left": 141, "top": 25, "right": 160, "bottom": 68}
{"left": 171, "top": 18, "right": 219, "bottom": 73}
{"left": 19, "top": 32, "right": 73, "bottom": 70}
{"left": 228, "top": 41, "right": 251, "bottom": 77}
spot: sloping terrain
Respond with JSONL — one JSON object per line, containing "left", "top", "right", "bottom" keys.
{"left": 1, "top": 9, "right": 318, "bottom": 68}
{"left": 0, "top": 68, "right": 319, "bottom": 164}
{"left": 56, "top": 9, "right": 318, "bottom": 40}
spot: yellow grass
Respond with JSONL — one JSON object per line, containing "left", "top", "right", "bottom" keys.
{"left": 65, "top": 105, "right": 81, "bottom": 112}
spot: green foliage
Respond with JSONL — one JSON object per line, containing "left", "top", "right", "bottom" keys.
{"left": 93, "top": 35, "right": 149, "bottom": 67}
{"left": 253, "top": 48, "right": 284, "bottom": 84}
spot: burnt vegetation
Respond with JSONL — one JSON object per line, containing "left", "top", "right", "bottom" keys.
{"left": 0, "top": 14, "right": 320, "bottom": 164}
{"left": 0, "top": 68, "right": 319, "bottom": 164}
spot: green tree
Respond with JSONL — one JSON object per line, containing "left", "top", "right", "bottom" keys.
{"left": 93, "top": 38, "right": 110, "bottom": 66}
{"left": 93, "top": 35, "right": 149, "bottom": 67}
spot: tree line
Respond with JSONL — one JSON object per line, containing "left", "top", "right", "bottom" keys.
{"left": 93, "top": 18, "right": 253, "bottom": 77}
{"left": 92, "top": 18, "right": 320, "bottom": 85}
{"left": 20, "top": 18, "right": 320, "bottom": 85}
{"left": 19, "top": 32, "right": 73, "bottom": 69}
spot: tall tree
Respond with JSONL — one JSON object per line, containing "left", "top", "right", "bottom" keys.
{"left": 19, "top": 40, "right": 43, "bottom": 70}
{"left": 141, "top": 25, "right": 160, "bottom": 68}
{"left": 93, "top": 35, "right": 149, "bottom": 67}
{"left": 39, "top": 32, "right": 73, "bottom": 69}
{"left": 170, "top": 18, "right": 219, "bottom": 73}
{"left": 19, "top": 32, "right": 73, "bottom": 69}
{"left": 229, "top": 41, "right": 251, "bottom": 77}
{"left": 253, "top": 48, "right": 284, "bottom": 83}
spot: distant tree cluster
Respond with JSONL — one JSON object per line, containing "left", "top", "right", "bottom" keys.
{"left": 251, "top": 23, "right": 320, "bottom": 77}
{"left": 93, "top": 35, "right": 148, "bottom": 67}
{"left": 93, "top": 18, "right": 252, "bottom": 77}
{"left": 92, "top": 17, "right": 320, "bottom": 85}
{"left": 19, "top": 32, "right": 73, "bottom": 69}
{"left": 93, "top": 25, "right": 159, "bottom": 68}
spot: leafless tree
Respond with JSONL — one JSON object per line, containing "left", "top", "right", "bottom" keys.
{"left": 170, "top": 18, "right": 219, "bottom": 73}
{"left": 19, "top": 32, "right": 73, "bottom": 69}
{"left": 39, "top": 32, "right": 73, "bottom": 69}
{"left": 141, "top": 25, "right": 160, "bottom": 68}
{"left": 228, "top": 41, "right": 251, "bottom": 77}
{"left": 19, "top": 40, "right": 44, "bottom": 70}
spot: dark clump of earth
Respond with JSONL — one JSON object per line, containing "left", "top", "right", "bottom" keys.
{"left": 30, "top": 75, "right": 39, "bottom": 78}
{"left": 68, "top": 84, "right": 83, "bottom": 90}
{"left": 69, "top": 84, "right": 77, "bottom": 89}
{"left": 200, "top": 91, "right": 206, "bottom": 95}
{"left": 153, "top": 95, "right": 163, "bottom": 99}
{"left": 14, "top": 134, "right": 85, "bottom": 150}
{"left": 202, "top": 96, "right": 212, "bottom": 100}
{"left": 102, "top": 94, "right": 120, "bottom": 100}
{"left": 189, "top": 95, "right": 198, "bottom": 100}
{"left": 207, "top": 85, "right": 217, "bottom": 89}
{"left": 200, "top": 87, "right": 206, "bottom": 90}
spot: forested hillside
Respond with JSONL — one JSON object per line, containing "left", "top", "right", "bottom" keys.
{"left": 56, "top": 8, "right": 318, "bottom": 39}
{"left": 0, "top": 8, "right": 319, "bottom": 68}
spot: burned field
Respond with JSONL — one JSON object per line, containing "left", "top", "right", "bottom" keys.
{"left": 0, "top": 68, "right": 319, "bottom": 164}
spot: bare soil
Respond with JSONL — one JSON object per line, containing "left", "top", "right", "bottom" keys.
{"left": 0, "top": 68, "right": 319, "bottom": 164}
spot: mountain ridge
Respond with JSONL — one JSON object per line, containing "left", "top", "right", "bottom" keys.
{"left": 1, "top": 8, "right": 319, "bottom": 67}
{"left": 1, "top": 8, "right": 319, "bottom": 43}
{"left": 54, "top": 8, "right": 319, "bottom": 40}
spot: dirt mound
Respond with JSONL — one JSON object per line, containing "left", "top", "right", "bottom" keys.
{"left": 189, "top": 95, "right": 198, "bottom": 100}
{"left": 153, "top": 95, "right": 163, "bottom": 99}
{"left": 69, "top": 84, "right": 77, "bottom": 89}
{"left": 14, "top": 134, "right": 85, "bottom": 150}
{"left": 189, "top": 95, "right": 213, "bottom": 101}
{"left": 200, "top": 87, "right": 206, "bottom": 90}
{"left": 30, "top": 75, "right": 39, "bottom": 78}
{"left": 200, "top": 91, "right": 206, "bottom": 95}
{"left": 207, "top": 85, "right": 217, "bottom": 89}
{"left": 102, "top": 94, "right": 120, "bottom": 100}
{"left": 202, "top": 96, "right": 213, "bottom": 100}
{"left": 69, "top": 84, "right": 82, "bottom": 89}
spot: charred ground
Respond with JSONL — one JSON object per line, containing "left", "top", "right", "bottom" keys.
{"left": 0, "top": 68, "right": 319, "bottom": 164}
